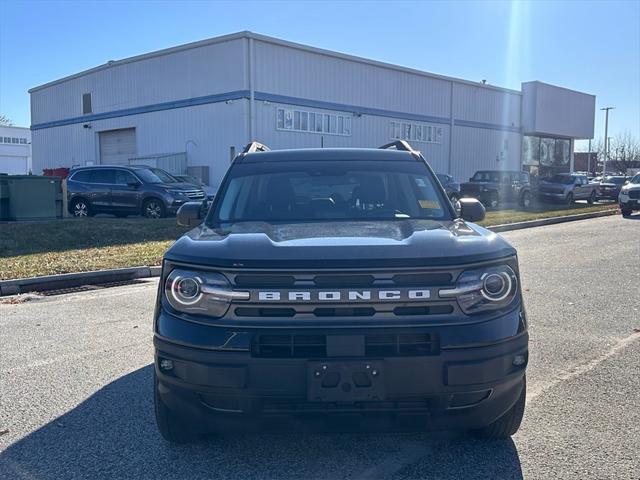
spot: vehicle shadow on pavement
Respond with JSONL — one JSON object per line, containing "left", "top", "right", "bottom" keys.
{"left": 0, "top": 365, "right": 523, "bottom": 480}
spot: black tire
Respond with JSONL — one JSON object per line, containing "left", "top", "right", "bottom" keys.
{"left": 142, "top": 198, "right": 166, "bottom": 219}
{"left": 621, "top": 206, "right": 632, "bottom": 217}
{"left": 70, "top": 197, "right": 92, "bottom": 217}
{"left": 154, "top": 374, "right": 199, "bottom": 444}
{"left": 489, "top": 192, "right": 499, "bottom": 209}
{"left": 587, "top": 191, "right": 596, "bottom": 204}
{"left": 474, "top": 376, "right": 526, "bottom": 439}
{"left": 565, "top": 192, "right": 574, "bottom": 205}
{"left": 519, "top": 191, "right": 532, "bottom": 208}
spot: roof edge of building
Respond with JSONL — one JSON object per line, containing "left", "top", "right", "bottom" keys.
{"left": 29, "top": 31, "right": 523, "bottom": 96}
{"left": 522, "top": 80, "right": 596, "bottom": 99}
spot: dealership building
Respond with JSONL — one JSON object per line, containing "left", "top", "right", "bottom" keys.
{"left": 0, "top": 125, "right": 32, "bottom": 175}
{"left": 30, "top": 31, "right": 596, "bottom": 187}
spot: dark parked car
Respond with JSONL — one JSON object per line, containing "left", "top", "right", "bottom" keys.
{"left": 596, "top": 176, "right": 628, "bottom": 201}
{"left": 173, "top": 174, "right": 217, "bottom": 201}
{"left": 66, "top": 165, "right": 206, "bottom": 218}
{"left": 436, "top": 173, "right": 460, "bottom": 203}
{"left": 460, "top": 170, "right": 532, "bottom": 208}
{"left": 153, "top": 141, "right": 528, "bottom": 444}
{"left": 538, "top": 174, "right": 597, "bottom": 204}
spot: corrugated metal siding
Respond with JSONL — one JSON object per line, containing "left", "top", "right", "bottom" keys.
{"left": 450, "top": 126, "right": 522, "bottom": 182}
{"left": 30, "top": 38, "right": 247, "bottom": 125}
{"left": 254, "top": 41, "right": 452, "bottom": 118}
{"left": 453, "top": 83, "right": 521, "bottom": 127}
{"left": 255, "top": 101, "right": 450, "bottom": 174}
{"left": 32, "top": 101, "right": 246, "bottom": 188}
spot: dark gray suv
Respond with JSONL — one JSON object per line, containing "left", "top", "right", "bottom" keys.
{"left": 67, "top": 165, "right": 205, "bottom": 218}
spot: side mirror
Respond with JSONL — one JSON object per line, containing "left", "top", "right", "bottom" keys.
{"left": 177, "top": 201, "right": 204, "bottom": 227}
{"left": 458, "top": 198, "right": 486, "bottom": 222}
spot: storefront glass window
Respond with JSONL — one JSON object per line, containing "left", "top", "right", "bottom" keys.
{"left": 522, "top": 136, "right": 540, "bottom": 165}
{"left": 540, "top": 138, "right": 555, "bottom": 166}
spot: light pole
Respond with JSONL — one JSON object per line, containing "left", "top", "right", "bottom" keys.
{"left": 601, "top": 107, "right": 614, "bottom": 178}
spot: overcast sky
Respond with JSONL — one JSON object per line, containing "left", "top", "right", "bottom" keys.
{"left": 1, "top": 0, "right": 638, "bottom": 148}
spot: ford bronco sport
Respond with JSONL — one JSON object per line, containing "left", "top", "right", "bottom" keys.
{"left": 153, "top": 141, "right": 528, "bottom": 443}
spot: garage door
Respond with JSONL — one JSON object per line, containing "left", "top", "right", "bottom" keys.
{"left": 99, "top": 128, "right": 136, "bottom": 165}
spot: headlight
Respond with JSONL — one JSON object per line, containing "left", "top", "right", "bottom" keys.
{"left": 164, "top": 269, "right": 249, "bottom": 318}
{"left": 167, "top": 189, "right": 187, "bottom": 196}
{"left": 440, "top": 265, "right": 518, "bottom": 314}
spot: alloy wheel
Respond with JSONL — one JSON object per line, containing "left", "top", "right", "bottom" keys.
{"left": 74, "top": 202, "right": 88, "bottom": 217}
{"left": 145, "top": 201, "right": 162, "bottom": 219}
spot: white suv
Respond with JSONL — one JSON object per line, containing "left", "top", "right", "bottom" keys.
{"left": 619, "top": 173, "right": 640, "bottom": 217}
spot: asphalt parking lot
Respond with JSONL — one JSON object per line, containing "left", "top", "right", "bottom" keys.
{"left": 1, "top": 214, "right": 639, "bottom": 479}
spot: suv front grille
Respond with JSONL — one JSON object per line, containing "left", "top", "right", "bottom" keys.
{"left": 252, "top": 332, "right": 438, "bottom": 358}
{"left": 184, "top": 190, "right": 205, "bottom": 200}
{"left": 629, "top": 190, "right": 640, "bottom": 199}
{"left": 224, "top": 267, "right": 460, "bottom": 319}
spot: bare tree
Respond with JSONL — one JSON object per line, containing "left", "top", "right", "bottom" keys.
{"left": 589, "top": 133, "right": 640, "bottom": 175}
{"left": 0, "top": 114, "right": 13, "bottom": 126}
{"left": 609, "top": 131, "right": 640, "bottom": 173}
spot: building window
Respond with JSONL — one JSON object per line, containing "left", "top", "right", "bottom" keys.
{"left": 389, "top": 121, "right": 442, "bottom": 144}
{"left": 276, "top": 107, "right": 352, "bottom": 136}
{"left": 19, "top": 138, "right": 27, "bottom": 144}
{"left": 82, "top": 93, "right": 92, "bottom": 114}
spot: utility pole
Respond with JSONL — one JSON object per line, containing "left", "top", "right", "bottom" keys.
{"left": 601, "top": 107, "right": 615, "bottom": 178}
{"left": 587, "top": 138, "right": 592, "bottom": 174}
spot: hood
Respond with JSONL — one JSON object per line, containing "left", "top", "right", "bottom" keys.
{"left": 539, "top": 181, "right": 568, "bottom": 192}
{"left": 160, "top": 182, "right": 203, "bottom": 191}
{"left": 164, "top": 219, "right": 516, "bottom": 269}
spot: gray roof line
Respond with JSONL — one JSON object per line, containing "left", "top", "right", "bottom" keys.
{"left": 29, "top": 31, "right": 523, "bottom": 95}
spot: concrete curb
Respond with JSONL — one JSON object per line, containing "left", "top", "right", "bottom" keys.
{"left": 0, "top": 208, "right": 619, "bottom": 296}
{"left": 487, "top": 208, "right": 618, "bottom": 233}
{"left": 0, "top": 266, "right": 162, "bottom": 296}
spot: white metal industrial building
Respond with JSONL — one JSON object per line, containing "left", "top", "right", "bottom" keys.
{"left": 29, "top": 31, "right": 596, "bottom": 188}
{"left": 0, "top": 125, "right": 32, "bottom": 175}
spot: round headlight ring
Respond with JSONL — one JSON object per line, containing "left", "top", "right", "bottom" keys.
{"left": 170, "top": 275, "right": 203, "bottom": 306}
{"left": 480, "top": 271, "right": 513, "bottom": 302}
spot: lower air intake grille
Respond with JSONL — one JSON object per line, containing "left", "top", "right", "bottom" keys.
{"left": 253, "top": 333, "right": 438, "bottom": 358}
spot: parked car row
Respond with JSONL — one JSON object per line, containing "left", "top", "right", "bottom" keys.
{"left": 65, "top": 164, "right": 633, "bottom": 219}
{"left": 66, "top": 165, "right": 211, "bottom": 218}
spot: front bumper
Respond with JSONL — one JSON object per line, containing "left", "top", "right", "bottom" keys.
{"left": 598, "top": 190, "right": 619, "bottom": 199}
{"left": 538, "top": 191, "right": 566, "bottom": 201}
{"left": 154, "top": 309, "right": 528, "bottom": 432}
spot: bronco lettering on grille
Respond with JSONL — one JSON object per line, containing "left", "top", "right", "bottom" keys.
{"left": 256, "top": 289, "right": 431, "bottom": 302}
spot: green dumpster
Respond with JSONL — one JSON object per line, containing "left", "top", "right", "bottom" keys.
{"left": 0, "top": 175, "right": 9, "bottom": 220}
{"left": 6, "top": 176, "right": 63, "bottom": 221}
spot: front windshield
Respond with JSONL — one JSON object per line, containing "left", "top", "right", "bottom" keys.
{"left": 546, "top": 174, "right": 574, "bottom": 184}
{"left": 471, "top": 171, "right": 501, "bottom": 182}
{"left": 632, "top": 174, "right": 640, "bottom": 184}
{"left": 136, "top": 168, "right": 177, "bottom": 184}
{"left": 603, "top": 176, "right": 626, "bottom": 185}
{"left": 212, "top": 160, "right": 451, "bottom": 223}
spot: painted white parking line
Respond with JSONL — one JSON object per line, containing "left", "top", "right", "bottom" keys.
{"left": 526, "top": 331, "right": 640, "bottom": 404}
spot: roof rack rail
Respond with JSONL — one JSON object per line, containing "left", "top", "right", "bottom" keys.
{"left": 378, "top": 140, "right": 415, "bottom": 152}
{"left": 242, "top": 141, "right": 271, "bottom": 154}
